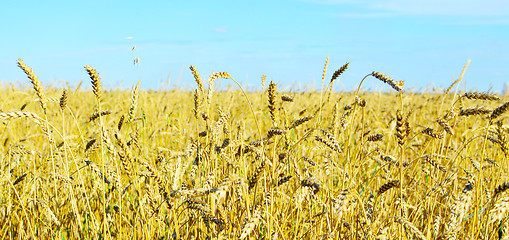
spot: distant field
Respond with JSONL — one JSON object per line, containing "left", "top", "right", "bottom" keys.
{"left": 1, "top": 59, "right": 509, "bottom": 239}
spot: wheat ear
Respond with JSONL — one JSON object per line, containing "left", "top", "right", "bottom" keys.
{"left": 494, "top": 182, "right": 509, "bottom": 199}
{"left": 330, "top": 62, "right": 349, "bottom": 84}
{"left": 59, "top": 89, "right": 68, "bottom": 110}
{"left": 377, "top": 180, "right": 400, "bottom": 196}
{"left": 240, "top": 208, "right": 262, "bottom": 239}
{"left": 459, "top": 107, "right": 492, "bottom": 116}
{"left": 84, "top": 65, "right": 102, "bottom": 102}
{"left": 268, "top": 80, "right": 277, "bottom": 124}
{"left": 127, "top": 82, "right": 139, "bottom": 122}
{"left": 490, "top": 197, "right": 509, "bottom": 223}
{"left": 463, "top": 91, "right": 499, "bottom": 101}
{"left": 189, "top": 65, "right": 204, "bottom": 93}
{"left": 0, "top": 111, "right": 53, "bottom": 143}
{"left": 17, "top": 59, "right": 47, "bottom": 112}
{"left": 491, "top": 101, "right": 509, "bottom": 119}
{"left": 397, "top": 217, "right": 426, "bottom": 240}
{"left": 371, "top": 71, "right": 404, "bottom": 92}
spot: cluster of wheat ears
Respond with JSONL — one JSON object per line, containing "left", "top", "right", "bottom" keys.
{"left": 1, "top": 58, "right": 509, "bottom": 239}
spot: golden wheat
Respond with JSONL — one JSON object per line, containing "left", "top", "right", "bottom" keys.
{"left": 2, "top": 58, "right": 509, "bottom": 239}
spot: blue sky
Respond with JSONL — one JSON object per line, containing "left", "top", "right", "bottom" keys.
{"left": 1, "top": 0, "right": 508, "bottom": 92}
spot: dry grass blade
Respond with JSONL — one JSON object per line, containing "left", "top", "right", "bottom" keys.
{"left": 444, "top": 77, "right": 462, "bottom": 94}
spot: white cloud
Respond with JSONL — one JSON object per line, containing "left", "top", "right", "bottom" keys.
{"left": 335, "top": 12, "right": 401, "bottom": 18}
{"left": 303, "top": 0, "right": 509, "bottom": 16}
{"left": 213, "top": 27, "right": 228, "bottom": 33}
{"left": 449, "top": 18, "right": 509, "bottom": 25}
{"left": 374, "top": 0, "right": 509, "bottom": 16}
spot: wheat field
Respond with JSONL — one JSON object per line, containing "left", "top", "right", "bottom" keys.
{"left": 1, "top": 58, "right": 509, "bottom": 239}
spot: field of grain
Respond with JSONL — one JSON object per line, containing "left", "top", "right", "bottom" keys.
{"left": 1, "top": 59, "right": 509, "bottom": 239}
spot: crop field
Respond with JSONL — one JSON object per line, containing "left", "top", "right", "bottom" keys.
{"left": 1, "top": 58, "right": 509, "bottom": 239}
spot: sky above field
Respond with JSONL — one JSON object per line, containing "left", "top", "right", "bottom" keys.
{"left": 1, "top": 0, "right": 508, "bottom": 92}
